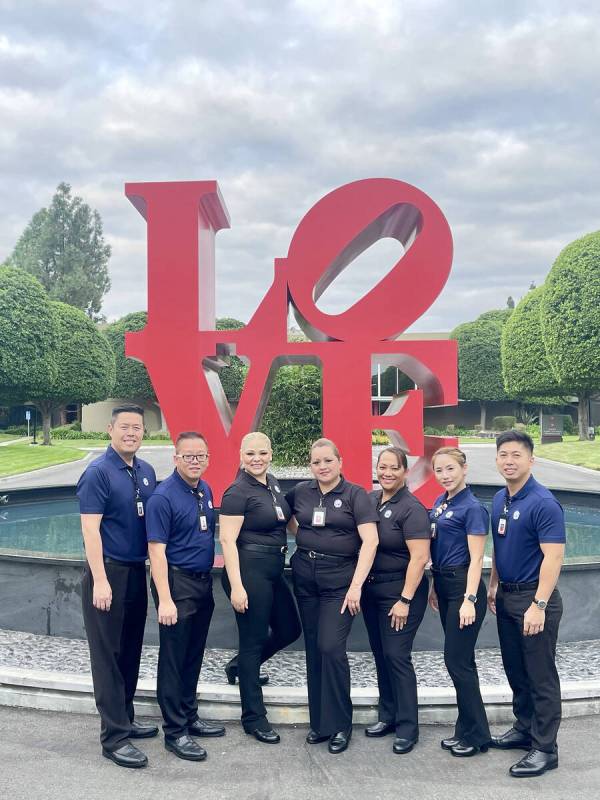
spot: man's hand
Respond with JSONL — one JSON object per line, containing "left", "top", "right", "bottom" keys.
{"left": 487, "top": 583, "right": 498, "bottom": 615}
{"left": 93, "top": 578, "right": 112, "bottom": 612}
{"left": 158, "top": 599, "right": 178, "bottom": 626}
{"left": 523, "top": 604, "right": 545, "bottom": 636}
{"left": 428, "top": 587, "right": 439, "bottom": 612}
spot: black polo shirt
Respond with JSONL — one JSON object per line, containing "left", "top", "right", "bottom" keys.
{"left": 146, "top": 470, "right": 215, "bottom": 572}
{"left": 76, "top": 445, "right": 156, "bottom": 563}
{"left": 286, "top": 476, "right": 378, "bottom": 557}
{"left": 219, "top": 470, "right": 290, "bottom": 547}
{"left": 369, "top": 486, "right": 430, "bottom": 572}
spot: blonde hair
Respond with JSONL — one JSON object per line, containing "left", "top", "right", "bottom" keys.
{"left": 240, "top": 431, "right": 272, "bottom": 452}
{"left": 431, "top": 446, "right": 467, "bottom": 467}
{"left": 310, "top": 437, "right": 341, "bottom": 459}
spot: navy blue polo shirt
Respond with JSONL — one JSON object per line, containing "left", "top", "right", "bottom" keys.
{"left": 76, "top": 445, "right": 157, "bottom": 563}
{"left": 429, "top": 486, "right": 489, "bottom": 568}
{"left": 145, "top": 470, "right": 215, "bottom": 572}
{"left": 491, "top": 475, "right": 566, "bottom": 583}
{"left": 369, "top": 486, "right": 431, "bottom": 572}
{"left": 220, "top": 470, "right": 291, "bottom": 547}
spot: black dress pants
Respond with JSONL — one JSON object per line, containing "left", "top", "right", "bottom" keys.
{"left": 81, "top": 561, "right": 147, "bottom": 751}
{"left": 496, "top": 586, "right": 563, "bottom": 753}
{"left": 433, "top": 568, "right": 490, "bottom": 747}
{"left": 362, "top": 574, "right": 428, "bottom": 740}
{"left": 222, "top": 550, "right": 301, "bottom": 731}
{"left": 291, "top": 551, "right": 356, "bottom": 737}
{"left": 151, "top": 568, "right": 214, "bottom": 740}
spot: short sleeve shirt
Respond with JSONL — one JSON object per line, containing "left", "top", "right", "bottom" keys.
{"left": 76, "top": 445, "right": 157, "bottom": 563}
{"left": 429, "top": 486, "right": 489, "bottom": 569}
{"left": 146, "top": 470, "right": 215, "bottom": 572}
{"left": 491, "top": 475, "right": 566, "bottom": 583}
{"left": 286, "top": 476, "right": 378, "bottom": 557}
{"left": 219, "top": 470, "right": 290, "bottom": 546}
{"left": 369, "top": 485, "right": 431, "bottom": 572}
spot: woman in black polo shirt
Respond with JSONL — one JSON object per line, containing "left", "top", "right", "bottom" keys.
{"left": 286, "top": 438, "right": 378, "bottom": 755}
{"left": 362, "top": 447, "right": 431, "bottom": 755}
{"left": 220, "top": 432, "right": 301, "bottom": 743}
{"left": 429, "top": 446, "right": 491, "bottom": 757}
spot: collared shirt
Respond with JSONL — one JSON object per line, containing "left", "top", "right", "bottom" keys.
{"left": 145, "top": 469, "right": 215, "bottom": 572}
{"left": 286, "top": 476, "right": 378, "bottom": 557}
{"left": 429, "top": 486, "right": 489, "bottom": 569}
{"left": 219, "top": 470, "right": 290, "bottom": 546}
{"left": 369, "top": 485, "right": 430, "bottom": 572}
{"left": 76, "top": 445, "right": 157, "bottom": 563}
{"left": 491, "top": 474, "right": 566, "bottom": 583}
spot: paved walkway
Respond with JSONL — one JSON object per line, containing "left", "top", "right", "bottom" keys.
{"left": 0, "top": 706, "right": 597, "bottom": 800}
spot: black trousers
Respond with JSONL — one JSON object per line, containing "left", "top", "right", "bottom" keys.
{"left": 291, "top": 551, "right": 356, "bottom": 737}
{"left": 151, "top": 568, "right": 214, "bottom": 740}
{"left": 433, "top": 569, "right": 490, "bottom": 747}
{"left": 496, "top": 586, "right": 563, "bottom": 752}
{"left": 222, "top": 550, "right": 301, "bottom": 731}
{"left": 362, "top": 574, "right": 428, "bottom": 740}
{"left": 81, "top": 561, "right": 147, "bottom": 751}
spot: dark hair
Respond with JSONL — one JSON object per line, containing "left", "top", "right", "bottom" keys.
{"left": 377, "top": 447, "right": 408, "bottom": 470}
{"left": 496, "top": 429, "right": 534, "bottom": 454}
{"left": 175, "top": 431, "right": 208, "bottom": 449}
{"left": 111, "top": 404, "right": 144, "bottom": 422}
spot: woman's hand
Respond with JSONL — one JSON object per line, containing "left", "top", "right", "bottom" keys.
{"left": 459, "top": 599, "right": 476, "bottom": 629}
{"left": 230, "top": 586, "right": 249, "bottom": 613}
{"left": 428, "top": 586, "right": 439, "bottom": 612}
{"left": 388, "top": 600, "right": 409, "bottom": 631}
{"left": 341, "top": 584, "right": 362, "bottom": 615}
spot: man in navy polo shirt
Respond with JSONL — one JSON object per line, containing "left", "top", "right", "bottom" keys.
{"left": 487, "top": 430, "right": 565, "bottom": 778}
{"left": 77, "top": 404, "right": 157, "bottom": 769}
{"left": 146, "top": 431, "right": 225, "bottom": 761}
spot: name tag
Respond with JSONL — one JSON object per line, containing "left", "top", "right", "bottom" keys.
{"left": 136, "top": 501, "right": 144, "bottom": 518}
{"left": 199, "top": 514, "right": 208, "bottom": 532}
{"left": 274, "top": 505, "right": 286, "bottom": 522}
{"left": 430, "top": 521, "right": 437, "bottom": 539}
{"left": 312, "top": 507, "right": 327, "bottom": 527}
{"left": 497, "top": 516, "right": 507, "bottom": 536}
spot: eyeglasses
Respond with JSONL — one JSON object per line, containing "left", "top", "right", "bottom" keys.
{"left": 176, "top": 453, "right": 210, "bottom": 463}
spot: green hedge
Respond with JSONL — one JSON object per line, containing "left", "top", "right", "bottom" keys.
{"left": 492, "top": 416, "right": 516, "bottom": 431}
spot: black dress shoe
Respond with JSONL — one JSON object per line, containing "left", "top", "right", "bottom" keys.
{"left": 510, "top": 749, "right": 558, "bottom": 778}
{"left": 102, "top": 742, "right": 148, "bottom": 768}
{"left": 225, "top": 660, "right": 269, "bottom": 686}
{"left": 306, "top": 729, "right": 329, "bottom": 744}
{"left": 450, "top": 740, "right": 489, "bottom": 757}
{"left": 188, "top": 718, "right": 226, "bottom": 737}
{"left": 328, "top": 729, "right": 352, "bottom": 754}
{"left": 246, "top": 728, "right": 280, "bottom": 744}
{"left": 441, "top": 736, "right": 461, "bottom": 750}
{"left": 393, "top": 737, "right": 418, "bottom": 754}
{"left": 490, "top": 727, "right": 532, "bottom": 750}
{"left": 365, "top": 721, "right": 395, "bottom": 738}
{"left": 165, "top": 734, "right": 207, "bottom": 761}
{"left": 129, "top": 719, "right": 159, "bottom": 739}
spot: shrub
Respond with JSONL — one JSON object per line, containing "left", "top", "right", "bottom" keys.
{"left": 492, "top": 416, "right": 516, "bottom": 431}
{"left": 51, "top": 428, "right": 109, "bottom": 440}
{"left": 562, "top": 415, "right": 575, "bottom": 435}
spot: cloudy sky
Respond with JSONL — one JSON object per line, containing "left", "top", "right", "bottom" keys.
{"left": 1, "top": 0, "right": 599, "bottom": 333}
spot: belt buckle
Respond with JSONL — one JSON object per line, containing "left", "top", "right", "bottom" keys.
{"left": 308, "top": 550, "right": 316, "bottom": 559}
{"left": 280, "top": 545, "right": 288, "bottom": 554}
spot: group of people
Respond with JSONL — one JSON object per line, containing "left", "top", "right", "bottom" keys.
{"left": 77, "top": 404, "right": 566, "bottom": 779}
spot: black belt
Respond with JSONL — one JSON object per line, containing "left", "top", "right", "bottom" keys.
{"left": 297, "top": 548, "right": 356, "bottom": 563}
{"left": 103, "top": 557, "right": 146, "bottom": 568}
{"left": 500, "top": 580, "right": 538, "bottom": 593}
{"left": 430, "top": 563, "right": 469, "bottom": 575}
{"left": 367, "top": 570, "right": 407, "bottom": 583}
{"left": 169, "top": 564, "right": 211, "bottom": 579}
{"left": 238, "top": 542, "right": 288, "bottom": 555}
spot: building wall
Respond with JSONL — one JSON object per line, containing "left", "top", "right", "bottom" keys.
{"left": 81, "top": 399, "right": 163, "bottom": 433}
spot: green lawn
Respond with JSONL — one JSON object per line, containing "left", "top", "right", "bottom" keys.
{"left": 0, "top": 433, "right": 26, "bottom": 443}
{"left": 536, "top": 439, "right": 600, "bottom": 471}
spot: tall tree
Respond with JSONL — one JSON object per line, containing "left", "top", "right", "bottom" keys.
{"left": 104, "top": 312, "right": 156, "bottom": 400}
{"left": 541, "top": 231, "right": 600, "bottom": 440}
{"left": 6, "top": 183, "right": 111, "bottom": 319}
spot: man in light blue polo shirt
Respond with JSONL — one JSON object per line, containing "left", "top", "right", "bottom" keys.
{"left": 487, "top": 430, "right": 565, "bottom": 778}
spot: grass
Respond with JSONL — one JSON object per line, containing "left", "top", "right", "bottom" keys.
{"left": 535, "top": 439, "right": 600, "bottom": 471}
{"left": 0, "top": 433, "right": 26, "bottom": 443}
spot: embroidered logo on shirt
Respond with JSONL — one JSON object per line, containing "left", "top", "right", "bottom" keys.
{"left": 334, "top": 499, "right": 342, "bottom": 508}
{"left": 142, "top": 477, "right": 149, "bottom": 486}
{"left": 512, "top": 510, "right": 520, "bottom": 520}
{"left": 445, "top": 511, "right": 454, "bottom": 518}
{"left": 384, "top": 509, "right": 392, "bottom": 518}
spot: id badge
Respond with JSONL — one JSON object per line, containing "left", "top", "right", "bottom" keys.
{"left": 136, "top": 500, "right": 144, "bottom": 518}
{"left": 274, "top": 505, "right": 286, "bottom": 522}
{"left": 497, "top": 516, "right": 507, "bottom": 536}
{"left": 199, "top": 514, "right": 208, "bottom": 532}
{"left": 430, "top": 521, "right": 437, "bottom": 539}
{"left": 312, "top": 507, "right": 327, "bottom": 527}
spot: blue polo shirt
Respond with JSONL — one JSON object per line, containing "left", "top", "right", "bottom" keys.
{"left": 491, "top": 475, "right": 566, "bottom": 583}
{"left": 76, "top": 445, "right": 156, "bottom": 563}
{"left": 145, "top": 470, "right": 215, "bottom": 572}
{"left": 429, "top": 486, "right": 489, "bottom": 568}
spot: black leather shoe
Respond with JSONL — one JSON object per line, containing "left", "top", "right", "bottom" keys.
{"left": 490, "top": 727, "right": 532, "bottom": 750}
{"left": 450, "top": 740, "right": 489, "bottom": 757}
{"left": 246, "top": 728, "right": 280, "bottom": 744}
{"left": 225, "top": 661, "right": 269, "bottom": 686}
{"left": 510, "top": 749, "right": 558, "bottom": 778}
{"left": 165, "top": 735, "right": 207, "bottom": 761}
{"left": 328, "top": 729, "right": 352, "bottom": 754}
{"left": 188, "top": 718, "right": 226, "bottom": 737}
{"left": 393, "top": 737, "right": 418, "bottom": 754}
{"left": 306, "top": 729, "right": 329, "bottom": 744}
{"left": 102, "top": 742, "right": 148, "bottom": 768}
{"left": 441, "top": 736, "right": 461, "bottom": 750}
{"left": 365, "top": 721, "right": 395, "bottom": 738}
{"left": 129, "top": 720, "right": 159, "bottom": 739}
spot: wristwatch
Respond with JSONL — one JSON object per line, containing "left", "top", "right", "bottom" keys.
{"left": 399, "top": 595, "right": 412, "bottom": 606}
{"left": 463, "top": 593, "right": 477, "bottom": 604}
{"left": 533, "top": 597, "right": 547, "bottom": 610}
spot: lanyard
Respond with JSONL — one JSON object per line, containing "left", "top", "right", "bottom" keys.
{"left": 126, "top": 467, "right": 141, "bottom": 501}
